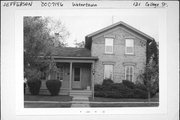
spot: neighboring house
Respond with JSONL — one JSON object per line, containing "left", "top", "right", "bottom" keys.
{"left": 31, "top": 21, "right": 154, "bottom": 96}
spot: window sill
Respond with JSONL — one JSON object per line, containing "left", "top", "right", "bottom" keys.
{"left": 124, "top": 53, "right": 135, "bottom": 56}
{"left": 104, "top": 53, "right": 115, "bottom": 55}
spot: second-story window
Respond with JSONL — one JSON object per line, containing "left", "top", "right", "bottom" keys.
{"left": 125, "top": 39, "right": 134, "bottom": 54}
{"left": 105, "top": 38, "right": 114, "bottom": 54}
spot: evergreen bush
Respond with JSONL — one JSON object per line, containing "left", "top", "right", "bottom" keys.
{"left": 46, "top": 80, "right": 61, "bottom": 96}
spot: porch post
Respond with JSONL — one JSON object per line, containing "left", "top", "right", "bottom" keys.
{"left": 92, "top": 61, "right": 95, "bottom": 100}
{"left": 69, "top": 62, "right": 72, "bottom": 93}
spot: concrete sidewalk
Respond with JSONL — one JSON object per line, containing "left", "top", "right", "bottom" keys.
{"left": 71, "top": 96, "right": 90, "bottom": 107}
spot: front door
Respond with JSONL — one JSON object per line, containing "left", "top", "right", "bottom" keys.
{"left": 72, "top": 67, "right": 81, "bottom": 89}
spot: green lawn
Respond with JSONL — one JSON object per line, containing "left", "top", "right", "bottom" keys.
{"left": 24, "top": 95, "right": 72, "bottom": 101}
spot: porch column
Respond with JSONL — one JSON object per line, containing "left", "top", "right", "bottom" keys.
{"left": 91, "top": 61, "right": 95, "bottom": 100}
{"left": 69, "top": 62, "right": 72, "bottom": 92}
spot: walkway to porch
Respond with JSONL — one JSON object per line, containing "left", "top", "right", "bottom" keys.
{"left": 71, "top": 96, "right": 90, "bottom": 107}
{"left": 70, "top": 90, "right": 91, "bottom": 107}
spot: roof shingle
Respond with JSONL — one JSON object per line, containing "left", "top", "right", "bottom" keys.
{"left": 49, "top": 47, "right": 91, "bottom": 57}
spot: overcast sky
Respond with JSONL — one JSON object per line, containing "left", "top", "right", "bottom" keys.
{"left": 52, "top": 15, "right": 159, "bottom": 47}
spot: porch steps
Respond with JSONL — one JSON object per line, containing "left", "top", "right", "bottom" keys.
{"left": 70, "top": 90, "right": 92, "bottom": 97}
{"left": 72, "top": 96, "right": 89, "bottom": 101}
{"left": 71, "top": 96, "right": 90, "bottom": 107}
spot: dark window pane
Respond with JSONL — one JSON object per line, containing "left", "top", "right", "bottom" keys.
{"left": 74, "top": 68, "right": 80, "bottom": 81}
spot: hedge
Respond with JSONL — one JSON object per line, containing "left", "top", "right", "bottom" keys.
{"left": 94, "top": 79, "right": 149, "bottom": 99}
{"left": 27, "top": 79, "right": 41, "bottom": 95}
{"left": 46, "top": 80, "right": 61, "bottom": 96}
{"left": 102, "top": 79, "right": 114, "bottom": 86}
{"left": 122, "top": 80, "right": 136, "bottom": 89}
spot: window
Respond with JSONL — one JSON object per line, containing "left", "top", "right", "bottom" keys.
{"left": 104, "top": 65, "right": 113, "bottom": 80}
{"left": 56, "top": 67, "right": 63, "bottom": 80}
{"left": 125, "top": 66, "right": 134, "bottom": 81}
{"left": 105, "top": 38, "right": 114, "bottom": 54}
{"left": 125, "top": 39, "right": 134, "bottom": 54}
{"left": 74, "top": 67, "right": 80, "bottom": 81}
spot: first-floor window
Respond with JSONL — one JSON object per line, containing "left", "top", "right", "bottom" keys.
{"left": 125, "top": 66, "right": 134, "bottom": 81}
{"left": 104, "top": 65, "right": 113, "bottom": 80}
{"left": 56, "top": 67, "right": 63, "bottom": 80}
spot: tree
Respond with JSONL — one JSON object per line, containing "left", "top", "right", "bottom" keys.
{"left": 74, "top": 39, "right": 85, "bottom": 48}
{"left": 24, "top": 16, "right": 69, "bottom": 81}
{"left": 147, "top": 39, "right": 159, "bottom": 65}
{"left": 138, "top": 39, "right": 159, "bottom": 101}
{"left": 47, "top": 17, "right": 69, "bottom": 47}
{"left": 138, "top": 61, "right": 159, "bottom": 101}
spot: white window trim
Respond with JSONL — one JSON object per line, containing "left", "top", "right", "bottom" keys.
{"left": 125, "top": 39, "right": 134, "bottom": 55}
{"left": 104, "top": 64, "right": 114, "bottom": 80}
{"left": 105, "top": 38, "right": 114, "bottom": 54}
{"left": 125, "top": 66, "right": 134, "bottom": 82}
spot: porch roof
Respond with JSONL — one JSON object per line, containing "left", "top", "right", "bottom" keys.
{"left": 50, "top": 47, "right": 92, "bottom": 57}
{"left": 53, "top": 56, "right": 98, "bottom": 60}
{"left": 40, "top": 47, "right": 98, "bottom": 61}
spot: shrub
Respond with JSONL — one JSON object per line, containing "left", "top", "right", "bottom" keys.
{"left": 94, "top": 83, "right": 134, "bottom": 98}
{"left": 133, "top": 88, "right": 148, "bottom": 99}
{"left": 150, "top": 86, "right": 158, "bottom": 97}
{"left": 94, "top": 91, "right": 105, "bottom": 97}
{"left": 94, "top": 82, "right": 149, "bottom": 99}
{"left": 94, "top": 84, "right": 103, "bottom": 91}
{"left": 46, "top": 80, "right": 61, "bottom": 96}
{"left": 122, "top": 80, "right": 135, "bottom": 89}
{"left": 102, "top": 79, "right": 114, "bottom": 86}
{"left": 27, "top": 79, "right": 41, "bottom": 95}
{"left": 24, "top": 83, "right": 26, "bottom": 94}
{"left": 135, "top": 83, "right": 147, "bottom": 91}
{"left": 110, "top": 83, "right": 134, "bottom": 98}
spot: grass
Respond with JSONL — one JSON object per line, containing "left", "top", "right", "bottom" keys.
{"left": 24, "top": 94, "right": 159, "bottom": 108}
{"left": 24, "top": 103, "right": 72, "bottom": 108}
{"left": 89, "top": 93, "right": 159, "bottom": 102}
{"left": 89, "top": 97, "right": 159, "bottom": 102}
{"left": 90, "top": 103, "right": 159, "bottom": 107}
{"left": 24, "top": 94, "right": 72, "bottom": 101}
{"left": 89, "top": 93, "right": 159, "bottom": 107}
{"left": 24, "top": 94, "right": 72, "bottom": 108}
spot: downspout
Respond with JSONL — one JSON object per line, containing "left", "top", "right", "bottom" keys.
{"left": 92, "top": 61, "right": 95, "bottom": 100}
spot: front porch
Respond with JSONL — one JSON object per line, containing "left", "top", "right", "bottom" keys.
{"left": 46, "top": 57, "right": 98, "bottom": 97}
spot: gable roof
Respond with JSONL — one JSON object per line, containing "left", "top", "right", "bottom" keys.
{"left": 86, "top": 21, "right": 154, "bottom": 40}
{"left": 85, "top": 21, "right": 154, "bottom": 49}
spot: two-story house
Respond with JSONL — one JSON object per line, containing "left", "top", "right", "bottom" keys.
{"left": 39, "top": 21, "right": 154, "bottom": 97}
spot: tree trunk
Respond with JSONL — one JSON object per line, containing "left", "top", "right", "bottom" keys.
{"left": 148, "top": 91, "right": 151, "bottom": 102}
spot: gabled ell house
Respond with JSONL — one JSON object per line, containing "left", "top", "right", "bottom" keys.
{"left": 40, "top": 21, "right": 154, "bottom": 97}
